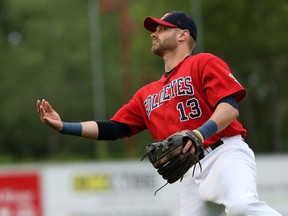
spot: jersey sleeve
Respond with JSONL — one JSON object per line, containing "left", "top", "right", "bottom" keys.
{"left": 110, "top": 90, "right": 147, "bottom": 136}
{"left": 200, "top": 56, "right": 246, "bottom": 108}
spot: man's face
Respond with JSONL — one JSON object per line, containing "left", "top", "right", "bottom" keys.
{"left": 151, "top": 25, "right": 178, "bottom": 57}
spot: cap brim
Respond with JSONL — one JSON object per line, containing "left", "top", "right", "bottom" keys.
{"left": 144, "top": 16, "right": 177, "bottom": 33}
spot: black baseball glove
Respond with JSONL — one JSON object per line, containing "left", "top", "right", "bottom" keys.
{"left": 142, "top": 130, "right": 204, "bottom": 194}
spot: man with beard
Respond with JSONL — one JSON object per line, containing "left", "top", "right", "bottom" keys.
{"left": 37, "top": 11, "right": 282, "bottom": 216}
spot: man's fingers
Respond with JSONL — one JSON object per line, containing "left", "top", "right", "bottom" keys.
{"left": 37, "top": 99, "right": 45, "bottom": 113}
{"left": 38, "top": 104, "right": 47, "bottom": 123}
{"left": 40, "top": 99, "right": 54, "bottom": 113}
{"left": 36, "top": 100, "right": 39, "bottom": 111}
{"left": 183, "top": 140, "right": 192, "bottom": 153}
{"left": 40, "top": 99, "right": 46, "bottom": 112}
{"left": 44, "top": 101, "right": 53, "bottom": 113}
{"left": 183, "top": 140, "right": 196, "bottom": 154}
{"left": 37, "top": 100, "right": 42, "bottom": 113}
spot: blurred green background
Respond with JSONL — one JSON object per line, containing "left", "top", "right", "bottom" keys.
{"left": 0, "top": 0, "right": 287, "bottom": 162}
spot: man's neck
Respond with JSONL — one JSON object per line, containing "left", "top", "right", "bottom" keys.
{"left": 163, "top": 51, "right": 191, "bottom": 72}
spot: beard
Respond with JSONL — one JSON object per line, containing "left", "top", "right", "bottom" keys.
{"left": 151, "top": 35, "right": 177, "bottom": 57}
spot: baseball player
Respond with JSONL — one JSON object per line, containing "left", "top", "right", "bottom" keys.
{"left": 37, "top": 11, "right": 282, "bottom": 216}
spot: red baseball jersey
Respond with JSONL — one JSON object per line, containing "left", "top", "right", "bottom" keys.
{"left": 111, "top": 53, "right": 246, "bottom": 147}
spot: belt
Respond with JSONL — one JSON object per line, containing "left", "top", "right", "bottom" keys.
{"left": 199, "top": 140, "right": 224, "bottom": 160}
{"left": 209, "top": 140, "right": 224, "bottom": 150}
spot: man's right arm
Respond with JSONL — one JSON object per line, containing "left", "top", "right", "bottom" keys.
{"left": 37, "top": 99, "right": 131, "bottom": 140}
{"left": 79, "top": 121, "right": 99, "bottom": 139}
{"left": 37, "top": 99, "right": 99, "bottom": 139}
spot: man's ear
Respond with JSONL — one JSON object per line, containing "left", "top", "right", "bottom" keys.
{"left": 178, "top": 30, "right": 190, "bottom": 42}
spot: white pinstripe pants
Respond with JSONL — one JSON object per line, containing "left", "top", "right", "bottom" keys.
{"left": 180, "top": 135, "right": 282, "bottom": 216}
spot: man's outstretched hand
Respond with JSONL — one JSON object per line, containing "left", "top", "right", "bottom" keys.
{"left": 37, "top": 99, "right": 63, "bottom": 131}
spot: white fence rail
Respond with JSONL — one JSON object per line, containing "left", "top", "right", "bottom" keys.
{"left": 0, "top": 155, "right": 287, "bottom": 216}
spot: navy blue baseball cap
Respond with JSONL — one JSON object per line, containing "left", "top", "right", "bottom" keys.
{"left": 144, "top": 11, "right": 197, "bottom": 42}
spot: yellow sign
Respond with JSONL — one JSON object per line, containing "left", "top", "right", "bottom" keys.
{"left": 73, "top": 174, "right": 110, "bottom": 192}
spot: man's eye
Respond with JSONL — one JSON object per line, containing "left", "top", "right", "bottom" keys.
{"left": 156, "top": 26, "right": 166, "bottom": 32}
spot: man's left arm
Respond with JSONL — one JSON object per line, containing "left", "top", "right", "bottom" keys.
{"left": 183, "top": 95, "right": 239, "bottom": 153}
{"left": 209, "top": 102, "right": 239, "bottom": 133}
